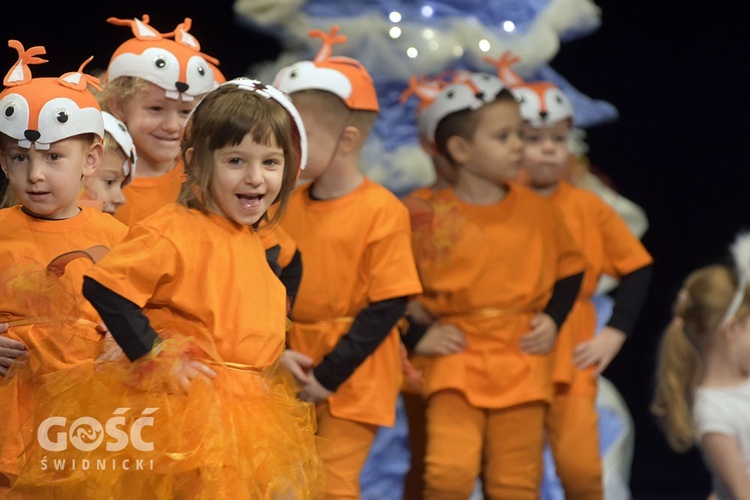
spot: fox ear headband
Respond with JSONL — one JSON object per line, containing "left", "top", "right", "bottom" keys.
{"left": 400, "top": 68, "right": 508, "bottom": 143}
{"left": 273, "top": 26, "right": 379, "bottom": 112}
{"left": 106, "top": 15, "right": 220, "bottom": 101}
{"left": 720, "top": 231, "right": 750, "bottom": 328}
{"left": 488, "top": 51, "right": 574, "bottom": 127}
{"left": 0, "top": 40, "right": 104, "bottom": 150}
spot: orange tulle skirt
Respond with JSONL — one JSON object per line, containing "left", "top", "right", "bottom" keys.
{"left": 8, "top": 336, "right": 323, "bottom": 499}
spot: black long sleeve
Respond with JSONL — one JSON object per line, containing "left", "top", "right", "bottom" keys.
{"left": 82, "top": 277, "right": 158, "bottom": 361}
{"left": 605, "top": 263, "right": 653, "bottom": 336}
{"left": 543, "top": 272, "right": 584, "bottom": 328}
{"left": 401, "top": 315, "right": 429, "bottom": 352}
{"left": 313, "top": 296, "right": 408, "bottom": 392}
{"left": 279, "top": 249, "right": 303, "bottom": 309}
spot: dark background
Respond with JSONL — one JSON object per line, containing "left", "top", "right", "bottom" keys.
{"left": 4, "top": 1, "right": 749, "bottom": 497}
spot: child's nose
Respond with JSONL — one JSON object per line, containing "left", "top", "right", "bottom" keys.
{"left": 27, "top": 161, "right": 44, "bottom": 182}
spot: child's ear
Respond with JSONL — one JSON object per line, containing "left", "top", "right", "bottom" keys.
{"left": 419, "top": 134, "right": 440, "bottom": 158}
{"left": 82, "top": 141, "right": 104, "bottom": 178}
{"left": 184, "top": 147, "right": 194, "bottom": 165}
{"left": 446, "top": 135, "right": 470, "bottom": 166}
{"left": 338, "top": 125, "right": 361, "bottom": 156}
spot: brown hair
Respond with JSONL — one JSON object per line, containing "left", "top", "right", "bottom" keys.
{"left": 434, "top": 89, "right": 517, "bottom": 165}
{"left": 97, "top": 76, "right": 153, "bottom": 113}
{"left": 177, "top": 85, "right": 301, "bottom": 228}
{"left": 651, "top": 264, "right": 750, "bottom": 452}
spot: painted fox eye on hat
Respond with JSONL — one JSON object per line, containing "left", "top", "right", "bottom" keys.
{"left": 105, "top": 15, "right": 220, "bottom": 102}
{"left": 0, "top": 40, "right": 104, "bottom": 150}
{"left": 273, "top": 25, "right": 379, "bottom": 112}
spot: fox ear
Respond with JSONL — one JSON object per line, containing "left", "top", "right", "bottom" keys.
{"left": 3, "top": 40, "right": 47, "bottom": 87}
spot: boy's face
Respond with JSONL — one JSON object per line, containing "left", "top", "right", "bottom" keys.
{"left": 290, "top": 96, "right": 341, "bottom": 181}
{"left": 522, "top": 119, "right": 572, "bottom": 189}
{"left": 112, "top": 82, "right": 197, "bottom": 171}
{"left": 458, "top": 100, "right": 524, "bottom": 184}
{"left": 83, "top": 148, "right": 127, "bottom": 215}
{"left": 1, "top": 137, "right": 101, "bottom": 219}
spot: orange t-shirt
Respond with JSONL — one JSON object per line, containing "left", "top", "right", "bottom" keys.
{"left": 411, "top": 183, "right": 586, "bottom": 409}
{"left": 0, "top": 206, "right": 127, "bottom": 475}
{"left": 549, "top": 180, "right": 653, "bottom": 384}
{"left": 113, "top": 161, "right": 185, "bottom": 226}
{"left": 0, "top": 205, "right": 128, "bottom": 364}
{"left": 86, "top": 204, "right": 287, "bottom": 369}
{"left": 282, "top": 178, "right": 423, "bottom": 426}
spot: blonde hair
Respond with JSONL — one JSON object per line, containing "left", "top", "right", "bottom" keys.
{"left": 290, "top": 89, "right": 377, "bottom": 148}
{"left": 177, "top": 85, "right": 301, "bottom": 228}
{"left": 97, "top": 76, "right": 154, "bottom": 113}
{"left": 651, "top": 264, "right": 750, "bottom": 452}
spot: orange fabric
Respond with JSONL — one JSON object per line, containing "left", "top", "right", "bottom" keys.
{"left": 424, "top": 390, "right": 546, "bottom": 499}
{"left": 411, "top": 184, "right": 586, "bottom": 409}
{"left": 86, "top": 203, "right": 286, "bottom": 368}
{"left": 113, "top": 161, "right": 184, "bottom": 226}
{"left": 259, "top": 223, "right": 298, "bottom": 269}
{"left": 315, "top": 401, "right": 377, "bottom": 499}
{"left": 549, "top": 180, "right": 653, "bottom": 384}
{"left": 0, "top": 206, "right": 127, "bottom": 477}
{"left": 546, "top": 383, "right": 603, "bottom": 500}
{"left": 282, "top": 178, "right": 423, "bottom": 427}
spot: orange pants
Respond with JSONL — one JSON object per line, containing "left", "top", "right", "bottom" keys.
{"left": 316, "top": 402, "right": 378, "bottom": 499}
{"left": 424, "top": 390, "right": 546, "bottom": 499}
{"left": 545, "top": 369, "right": 603, "bottom": 500}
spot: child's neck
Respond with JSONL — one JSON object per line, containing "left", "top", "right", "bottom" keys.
{"left": 137, "top": 157, "right": 177, "bottom": 178}
{"left": 309, "top": 160, "right": 364, "bottom": 200}
{"left": 530, "top": 180, "right": 560, "bottom": 198}
{"left": 454, "top": 168, "right": 507, "bottom": 205}
{"left": 701, "top": 346, "right": 749, "bottom": 388}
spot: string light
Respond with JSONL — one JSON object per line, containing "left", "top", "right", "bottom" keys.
{"left": 422, "top": 28, "right": 435, "bottom": 40}
{"left": 407, "top": 47, "right": 419, "bottom": 58}
{"left": 453, "top": 46, "right": 464, "bottom": 57}
{"left": 503, "top": 20, "right": 516, "bottom": 32}
{"left": 389, "top": 26, "right": 402, "bottom": 39}
{"left": 389, "top": 11, "right": 402, "bottom": 23}
{"left": 428, "top": 40, "right": 439, "bottom": 51}
{"left": 478, "top": 39, "right": 491, "bottom": 52}
{"left": 421, "top": 5, "right": 434, "bottom": 18}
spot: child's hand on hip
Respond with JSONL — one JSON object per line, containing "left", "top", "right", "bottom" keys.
{"left": 414, "top": 323, "right": 467, "bottom": 356}
{"left": 573, "top": 326, "right": 626, "bottom": 373}
{"left": 280, "top": 349, "right": 314, "bottom": 384}
{"left": 520, "top": 313, "right": 558, "bottom": 355}
{"left": 298, "top": 373, "right": 333, "bottom": 404}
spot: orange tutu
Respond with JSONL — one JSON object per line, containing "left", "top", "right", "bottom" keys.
{"left": 9, "top": 335, "right": 323, "bottom": 499}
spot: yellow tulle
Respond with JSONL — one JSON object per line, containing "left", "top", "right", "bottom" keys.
{"left": 9, "top": 335, "right": 324, "bottom": 499}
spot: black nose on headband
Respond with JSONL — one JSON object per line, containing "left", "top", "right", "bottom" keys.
{"left": 175, "top": 81, "right": 189, "bottom": 93}
{"left": 24, "top": 129, "right": 41, "bottom": 142}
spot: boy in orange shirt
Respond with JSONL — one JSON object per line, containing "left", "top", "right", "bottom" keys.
{"left": 274, "top": 26, "right": 423, "bottom": 498}
{"left": 99, "top": 15, "right": 219, "bottom": 225}
{"left": 401, "top": 75, "right": 586, "bottom": 498}
{"left": 0, "top": 40, "right": 127, "bottom": 493}
{"left": 514, "top": 77, "right": 653, "bottom": 499}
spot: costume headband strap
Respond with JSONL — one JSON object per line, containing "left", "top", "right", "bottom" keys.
{"left": 219, "top": 78, "right": 307, "bottom": 172}
{"left": 720, "top": 231, "right": 750, "bottom": 327}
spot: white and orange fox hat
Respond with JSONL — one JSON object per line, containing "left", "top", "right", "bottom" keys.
{"left": 400, "top": 69, "right": 508, "bottom": 143}
{"left": 101, "top": 111, "right": 137, "bottom": 185}
{"left": 490, "top": 51, "right": 574, "bottom": 127}
{"left": 0, "top": 40, "right": 104, "bottom": 150}
{"left": 106, "top": 15, "right": 220, "bottom": 102}
{"left": 273, "top": 26, "right": 379, "bottom": 112}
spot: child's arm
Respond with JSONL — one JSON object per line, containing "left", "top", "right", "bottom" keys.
{"left": 0, "top": 323, "right": 26, "bottom": 377}
{"left": 82, "top": 277, "right": 216, "bottom": 393}
{"left": 300, "top": 296, "right": 408, "bottom": 403}
{"left": 521, "top": 272, "right": 584, "bottom": 354}
{"left": 279, "top": 249, "right": 303, "bottom": 310}
{"left": 701, "top": 432, "right": 750, "bottom": 499}
{"left": 574, "top": 263, "right": 653, "bottom": 372}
